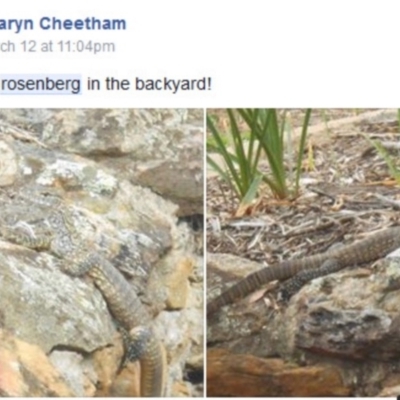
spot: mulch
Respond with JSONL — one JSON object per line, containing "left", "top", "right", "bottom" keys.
{"left": 207, "top": 110, "right": 400, "bottom": 266}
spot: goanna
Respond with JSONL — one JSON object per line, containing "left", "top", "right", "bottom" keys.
{"left": 0, "top": 200, "right": 166, "bottom": 397}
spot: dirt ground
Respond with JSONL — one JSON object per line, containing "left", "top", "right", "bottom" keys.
{"left": 207, "top": 108, "right": 400, "bottom": 265}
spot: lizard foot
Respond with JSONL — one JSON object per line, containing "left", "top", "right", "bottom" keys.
{"left": 120, "top": 326, "right": 166, "bottom": 397}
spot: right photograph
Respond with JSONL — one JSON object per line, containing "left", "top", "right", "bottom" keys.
{"left": 206, "top": 109, "right": 400, "bottom": 397}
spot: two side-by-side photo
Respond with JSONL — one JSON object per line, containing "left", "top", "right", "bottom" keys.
{"left": 0, "top": 109, "right": 204, "bottom": 397}
{"left": 1, "top": 108, "right": 400, "bottom": 398}
{"left": 206, "top": 109, "right": 400, "bottom": 398}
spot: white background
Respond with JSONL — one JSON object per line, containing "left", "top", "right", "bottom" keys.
{"left": 0, "top": 0, "right": 399, "bottom": 107}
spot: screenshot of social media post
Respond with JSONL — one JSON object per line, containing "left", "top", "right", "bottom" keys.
{"left": 2, "top": 1, "right": 400, "bottom": 400}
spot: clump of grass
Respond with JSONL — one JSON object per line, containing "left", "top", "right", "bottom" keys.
{"left": 361, "top": 109, "right": 400, "bottom": 184}
{"left": 207, "top": 108, "right": 312, "bottom": 208}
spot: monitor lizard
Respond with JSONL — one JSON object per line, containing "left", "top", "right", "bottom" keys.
{"left": 207, "top": 227, "right": 400, "bottom": 316}
{"left": 0, "top": 200, "right": 166, "bottom": 397}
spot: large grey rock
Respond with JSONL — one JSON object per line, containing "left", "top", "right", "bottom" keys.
{"left": 208, "top": 252, "right": 400, "bottom": 396}
{"left": 0, "top": 109, "right": 203, "bottom": 215}
{"left": 0, "top": 242, "right": 115, "bottom": 353}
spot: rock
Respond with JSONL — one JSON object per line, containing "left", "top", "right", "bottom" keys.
{"left": 186, "top": 353, "right": 204, "bottom": 371}
{"left": 172, "top": 381, "right": 192, "bottom": 397}
{"left": 0, "top": 108, "right": 203, "bottom": 215}
{"left": 147, "top": 219, "right": 201, "bottom": 313}
{"left": 207, "top": 253, "right": 277, "bottom": 349}
{"left": 109, "top": 363, "right": 141, "bottom": 397}
{"left": 165, "top": 257, "right": 194, "bottom": 310}
{"left": 207, "top": 251, "right": 400, "bottom": 396}
{"left": 0, "top": 140, "right": 17, "bottom": 186}
{"left": 207, "top": 348, "right": 349, "bottom": 397}
{"left": 287, "top": 258, "right": 400, "bottom": 363}
{"left": 185, "top": 353, "right": 204, "bottom": 397}
{"left": 49, "top": 351, "right": 96, "bottom": 397}
{"left": 0, "top": 329, "right": 74, "bottom": 396}
{"left": 0, "top": 242, "right": 115, "bottom": 353}
{"left": 207, "top": 252, "right": 266, "bottom": 303}
{"left": 153, "top": 307, "right": 203, "bottom": 396}
{"left": 379, "top": 384, "right": 400, "bottom": 397}
{"left": 91, "top": 333, "right": 124, "bottom": 396}
{"left": 294, "top": 305, "right": 400, "bottom": 361}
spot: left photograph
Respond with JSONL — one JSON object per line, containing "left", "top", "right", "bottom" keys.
{"left": 0, "top": 109, "right": 204, "bottom": 397}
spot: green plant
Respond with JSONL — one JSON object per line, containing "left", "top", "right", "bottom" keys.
{"left": 207, "top": 108, "right": 312, "bottom": 205}
{"left": 397, "top": 109, "right": 400, "bottom": 132}
{"left": 361, "top": 109, "right": 400, "bottom": 184}
{"left": 207, "top": 110, "right": 263, "bottom": 203}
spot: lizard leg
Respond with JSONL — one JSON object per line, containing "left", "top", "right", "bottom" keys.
{"left": 58, "top": 252, "right": 100, "bottom": 277}
{"left": 76, "top": 257, "right": 167, "bottom": 397}
{"left": 0, "top": 225, "right": 51, "bottom": 250}
{"left": 279, "top": 258, "right": 340, "bottom": 301}
{"left": 123, "top": 326, "right": 166, "bottom": 397}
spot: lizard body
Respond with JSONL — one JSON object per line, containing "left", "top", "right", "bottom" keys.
{"left": 207, "top": 227, "right": 400, "bottom": 316}
{"left": 0, "top": 202, "right": 166, "bottom": 397}
{"left": 84, "top": 253, "right": 166, "bottom": 397}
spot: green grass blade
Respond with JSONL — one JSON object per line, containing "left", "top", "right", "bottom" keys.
{"left": 294, "top": 109, "right": 312, "bottom": 193}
